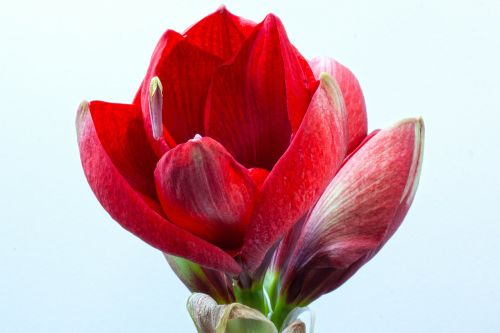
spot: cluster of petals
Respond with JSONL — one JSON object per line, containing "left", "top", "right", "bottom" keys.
{"left": 77, "top": 6, "right": 424, "bottom": 306}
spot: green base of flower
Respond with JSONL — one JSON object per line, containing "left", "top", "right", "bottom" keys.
{"left": 233, "top": 282, "right": 269, "bottom": 316}
{"left": 233, "top": 276, "right": 300, "bottom": 330}
{"left": 270, "top": 299, "right": 296, "bottom": 330}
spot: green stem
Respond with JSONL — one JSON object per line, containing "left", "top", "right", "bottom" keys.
{"left": 233, "top": 282, "right": 268, "bottom": 316}
{"left": 270, "top": 298, "right": 295, "bottom": 330}
{"left": 263, "top": 271, "right": 279, "bottom": 310}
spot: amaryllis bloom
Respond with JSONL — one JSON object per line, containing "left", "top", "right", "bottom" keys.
{"left": 76, "top": 6, "right": 424, "bottom": 331}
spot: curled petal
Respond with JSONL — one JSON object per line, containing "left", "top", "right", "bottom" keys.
{"left": 241, "top": 73, "right": 349, "bottom": 272}
{"left": 205, "top": 14, "right": 317, "bottom": 170}
{"left": 187, "top": 293, "right": 223, "bottom": 333}
{"left": 154, "top": 137, "right": 257, "bottom": 250}
{"left": 277, "top": 118, "right": 424, "bottom": 304}
{"left": 76, "top": 101, "right": 241, "bottom": 274}
{"left": 83, "top": 101, "right": 157, "bottom": 199}
{"left": 309, "top": 56, "right": 367, "bottom": 152}
{"left": 187, "top": 293, "right": 278, "bottom": 333}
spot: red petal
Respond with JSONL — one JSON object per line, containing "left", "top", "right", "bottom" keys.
{"left": 154, "top": 136, "right": 257, "bottom": 250}
{"left": 277, "top": 118, "right": 424, "bottom": 304}
{"left": 248, "top": 168, "right": 269, "bottom": 189}
{"left": 140, "top": 30, "right": 183, "bottom": 156}
{"left": 76, "top": 102, "right": 241, "bottom": 274}
{"left": 288, "top": 48, "right": 318, "bottom": 133}
{"left": 183, "top": 6, "right": 256, "bottom": 60}
{"left": 141, "top": 30, "right": 223, "bottom": 147}
{"left": 87, "top": 101, "right": 158, "bottom": 199}
{"left": 241, "top": 73, "right": 349, "bottom": 271}
{"left": 204, "top": 14, "right": 317, "bottom": 170}
{"left": 309, "top": 57, "right": 367, "bottom": 153}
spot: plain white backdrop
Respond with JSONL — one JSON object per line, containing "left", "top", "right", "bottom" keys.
{"left": 1, "top": 0, "right": 499, "bottom": 332}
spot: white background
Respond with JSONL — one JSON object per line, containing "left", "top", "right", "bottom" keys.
{"left": 1, "top": 0, "right": 499, "bottom": 332}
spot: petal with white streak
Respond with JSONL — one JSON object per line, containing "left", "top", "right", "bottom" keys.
{"left": 309, "top": 56, "right": 367, "bottom": 153}
{"left": 241, "top": 73, "right": 349, "bottom": 272}
{"left": 154, "top": 137, "right": 257, "bottom": 250}
{"left": 76, "top": 101, "right": 241, "bottom": 274}
{"left": 277, "top": 118, "right": 424, "bottom": 304}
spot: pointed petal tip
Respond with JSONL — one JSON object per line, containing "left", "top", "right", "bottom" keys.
{"left": 191, "top": 133, "right": 203, "bottom": 142}
{"left": 318, "top": 71, "right": 340, "bottom": 93}
{"left": 216, "top": 4, "right": 228, "bottom": 13}
{"left": 213, "top": 5, "right": 237, "bottom": 19}
{"left": 392, "top": 116, "right": 425, "bottom": 150}
{"left": 77, "top": 99, "right": 89, "bottom": 110}
{"left": 148, "top": 76, "right": 164, "bottom": 140}
{"left": 76, "top": 99, "right": 89, "bottom": 116}
{"left": 319, "top": 72, "right": 343, "bottom": 96}
{"left": 262, "top": 12, "right": 283, "bottom": 27}
{"left": 382, "top": 117, "right": 425, "bottom": 206}
{"left": 149, "top": 76, "right": 163, "bottom": 96}
{"left": 75, "top": 100, "right": 89, "bottom": 134}
{"left": 264, "top": 12, "right": 278, "bottom": 20}
{"left": 416, "top": 117, "right": 425, "bottom": 148}
{"left": 318, "top": 71, "right": 333, "bottom": 83}
{"left": 415, "top": 116, "right": 425, "bottom": 146}
{"left": 318, "top": 72, "right": 347, "bottom": 122}
{"left": 310, "top": 57, "right": 367, "bottom": 153}
{"left": 403, "top": 116, "right": 425, "bottom": 205}
{"left": 391, "top": 116, "right": 424, "bottom": 129}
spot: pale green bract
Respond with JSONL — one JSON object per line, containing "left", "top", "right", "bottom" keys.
{"left": 187, "top": 293, "right": 308, "bottom": 333}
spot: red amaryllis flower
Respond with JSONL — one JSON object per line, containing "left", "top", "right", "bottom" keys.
{"left": 76, "top": 9, "right": 424, "bottom": 325}
{"left": 76, "top": 7, "right": 362, "bottom": 274}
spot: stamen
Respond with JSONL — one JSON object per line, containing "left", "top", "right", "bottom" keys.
{"left": 149, "top": 76, "right": 163, "bottom": 140}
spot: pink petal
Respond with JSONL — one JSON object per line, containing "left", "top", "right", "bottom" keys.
{"left": 309, "top": 56, "right": 367, "bottom": 153}
{"left": 204, "top": 14, "right": 317, "bottom": 170}
{"left": 340, "top": 129, "right": 380, "bottom": 168}
{"left": 86, "top": 101, "right": 158, "bottom": 199}
{"left": 76, "top": 101, "right": 241, "bottom": 274}
{"left": 183, "top": 6, "right": 256, "bottom": 60}
{"left": 154, "top": 136, "right": 257, "bottom": 250}
{"left": 277, "top": 118, "right": 424, "bottom": 304}
{"left": 241, "top": 73, "right": 349, "bottom": 272}
{"left": 141, "top": 30, "right": 223, "bottom": 147}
